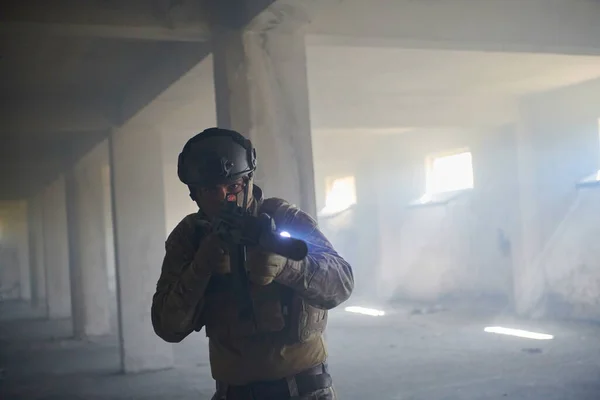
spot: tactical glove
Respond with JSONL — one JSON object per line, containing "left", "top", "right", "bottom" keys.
{"left": 245, "top": 247, "right": 287, "bottom": 285}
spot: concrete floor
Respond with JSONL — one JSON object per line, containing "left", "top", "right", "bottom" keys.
{"left": 1, "top": 300, "right": 600, "bottom": 400}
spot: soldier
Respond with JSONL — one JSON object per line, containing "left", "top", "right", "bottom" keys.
{"left": 151, "top": 127, "right": 354, "bottom": 399}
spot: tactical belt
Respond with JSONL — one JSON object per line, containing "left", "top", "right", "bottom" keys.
{"left": 221, "top": 363, "right": 332, "bottom": 399}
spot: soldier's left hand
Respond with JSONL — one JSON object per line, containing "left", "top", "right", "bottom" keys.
{"left": 245, "top": 247, "right": 287, "bottom": 285}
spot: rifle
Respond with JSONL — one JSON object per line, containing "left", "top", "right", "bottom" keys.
{"left": 209, "top": 194, "right": 308, "bottom": 321}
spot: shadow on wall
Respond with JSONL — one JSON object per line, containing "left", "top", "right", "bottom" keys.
{"left": 378, "top": 193, "right": 514, "bottom": 307}
{"left": 528, "top": 187, "right": 600, "bottom": 321}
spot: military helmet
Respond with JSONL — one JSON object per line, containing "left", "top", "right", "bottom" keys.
{"left": 177, "top": 127, "right": 257, "bottom": 187}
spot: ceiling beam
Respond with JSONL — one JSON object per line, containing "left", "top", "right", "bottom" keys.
{"left": 307, "top": 0, "right": 600, "bottom": 56}
{"left": 0, "top": 0, "right": 210, "bottom": 42}
{"left": 118, "top": 42, "right": 211, "bottom": 124}
{"left": 209, "top": 0, "right": 323, "bottom": 31}
{"left": 0, "top": 21, "right": 209, "bottom": 42}
{"left": 0, "top": 97, "right": 115, "bottom": 136}
{"left": 0, "top": 158, "right": 64, "bottom": 201}
{"left": 0, "top": 43, "right": 210, "bottom": 142}
{"left": 309, "top": 94, "right": 519, "bottom": 130}
{"left": 0, "top": 131, "right": 108, "bottom": 200}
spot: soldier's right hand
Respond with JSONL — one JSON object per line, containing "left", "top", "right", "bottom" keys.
{"left": 195, "top": 232, "right": 231, "bottom": 275}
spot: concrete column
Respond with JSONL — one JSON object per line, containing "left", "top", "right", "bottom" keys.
{"left": 513, "top": 85, "right": 600, "bottom": 315}
{"left": 211, "top": 10, "right": 317, "bottom": 216}
{"left": 42, "top": 176, "right": 72, "bottom": 319}
{"left": 14, "top": 202, "right": 31, "bottom": 301}
{"left": 28, "top": 195, "right": 46, "bottom": 308}
{"left": 101, "top": 163, "right": 118, "bottom": 334}
{"left": 0, "top": 201, "right": 29, "bottom": 301}
{"left": 102, "top": 165, "right": 116, "bottom": 295}
{"left": 109, "top": 125, "right": 174, "bottom": 373}
{"left": 67, "top": 141, "right": 112, "bottom": 338}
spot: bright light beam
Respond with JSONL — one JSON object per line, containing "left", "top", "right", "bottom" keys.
{"left": 279, "top": 231, "right": 291, "bottom": 238}
{"left": 484, "top": 326, "right": 554, "bottom": 340}
{"left": 344, "top": 306, "right": 386, "bottom": 317}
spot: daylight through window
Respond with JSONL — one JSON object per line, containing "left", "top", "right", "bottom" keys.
{"left": 426, "top": 151, "right": 474, "bottom": 194}
{"left": 320, "top": 176, "right": 357, "bottom": 216}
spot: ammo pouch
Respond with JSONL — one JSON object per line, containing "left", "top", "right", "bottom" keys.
{"left": 285, "top": 292, "right": 328, "bottom": 344}
{"left": 201, "top": 277, "right": 287, "bottom": 339}
{"left": 199, "top": 277, "right": 327, "bottom": 344}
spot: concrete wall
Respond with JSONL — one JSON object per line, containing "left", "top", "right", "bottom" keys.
{"left": 313, "top": 127, "right": 518, "bottom": 304}
{"left": 110, "top": 123, "right": 174, "bottom": 372}
{"left": 154, "top": 56, "right": 216, "bottom": 236}
{"left": 380, "top": 196, "right": 472, "bottom": 302}
{"left": 42, "top": 176, "right": 72, "bottom": 318}
{"left": 101, "top": 164, "right": 116, "bottom": 295}
{"left": 313, "top": 77, "right": 600, "bottom": 318}
{"left": 68, "top": 140, "right": 112, "bottom": 337}
{"left": 514, "top": 78, "right": 600, "bottom": 318}
{"left": 533, "top": 188, "right": 600, "bottom": 320}
{"left": 28, "top": 193, "right": 46, "bottom": 306}
{"left": 312, "top": 128, "right": 507, "bottom": 302}
{"left": 312, "top": 130, "right": 386, "bottom": 299}
{"left": 373, "top": 127, "right": 517, "bottom": 303}
{"left": 519, "top": 79, "right": 600, "bottom": 255}
{"left": 312, "top": 130, "right": 381, "bottom": 213}
{"left": 0, "top": 201, "right": 30, "bottom": 300}
{"left": 160, "top": 127, "right": 205, "bottom": 236}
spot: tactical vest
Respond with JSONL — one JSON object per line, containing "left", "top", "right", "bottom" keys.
{"left": 193, "top": 198, "right": 328, "bottom": 344}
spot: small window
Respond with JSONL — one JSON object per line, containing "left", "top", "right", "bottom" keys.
{"left": 320, "top": 176, "right": 357, "bottom": 216}
{"left": 426, "top": 150, "right": 474, "bottom": 194}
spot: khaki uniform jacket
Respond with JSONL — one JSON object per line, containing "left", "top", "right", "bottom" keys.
{"left": 151, "top": 187, "right": 354, "bottom": 384}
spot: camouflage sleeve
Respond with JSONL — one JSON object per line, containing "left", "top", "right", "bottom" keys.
{"left": 273, "top": 204, "right": 354, "bottom": 310}
{"left": 151, "top": 214, "right": 211, "bottom": 343}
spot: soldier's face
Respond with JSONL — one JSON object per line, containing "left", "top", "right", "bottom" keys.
{"left": 196, "top": 178, "right": 249, "bottom": 217}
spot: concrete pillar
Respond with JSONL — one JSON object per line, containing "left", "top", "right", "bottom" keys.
{"left": 513, "top": 85, "right": 600, "bottom": 315}
{"left": 211, "top": 10, "right": 317, "bottom": 216}
{"left": 512, "top": 116, "right": 545, "bottom": 314}
{"left": 0, "top": 201, "right": 29, "bottom": 301}
{"left": 156, "top": 56, "right": 217, "bottom": 235}
{"left": 28, "top": 194, "right": 47, "bottom": 308}
{"left": 109, "top": 124, "right": 174, "bottom": 373}
{"left": 67, "top": 141, "right": 112, "bottom": 338}
{"left": 42, "top": 176, "right": 72, "bottom": 319}
{"left": 13, "top": 202, "right": 31, "bottom": 301}
{"left": 102, "top": 165, "right": 116, "bottom": 295}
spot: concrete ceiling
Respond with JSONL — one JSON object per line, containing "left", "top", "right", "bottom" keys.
{"left": 2, "top": 0, "right": 600, "bottom": 201}
{"left": 307, "top": 46, "right": 600, "bottom": 130}
{"left": 307, "top": 0, "right": 600, "bottom": 55}
{"left": 0, "top": 1, "right": 212, "bottom": 200}
{"left": 0, "top": 0, "right": 298, "bottom": 200}
{"left": 0, "top": 35, "right": 174, "bottom": 99}
{"left": 0, "top": 34, "right": 208, "bottom": 200}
